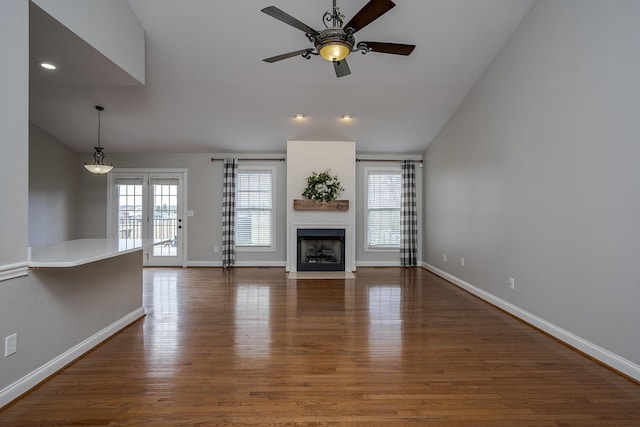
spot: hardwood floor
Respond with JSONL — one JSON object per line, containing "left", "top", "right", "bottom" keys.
{"left": 1, "top": 267, "right": 639, "bottom": 426}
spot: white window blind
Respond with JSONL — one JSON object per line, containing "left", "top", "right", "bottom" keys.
{"left": 236, "top": 170, "right": 273, "bottom": 247}
{"left": 367, "top": 171, "right": 401, "bottom": 248}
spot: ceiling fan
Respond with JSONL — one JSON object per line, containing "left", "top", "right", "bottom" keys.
{"left": 261, "top": 0, "right": 416, "bottom": 78}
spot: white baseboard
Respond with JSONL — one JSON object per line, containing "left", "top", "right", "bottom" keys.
{"left": 0, "top": 307, "right": 145, "bottom": 409}
{"left": 356, "top": 261, "right": 401, "bottom": 267}
{"left": 0, "top": 262, "right": 29, "bottom": 282}
{"left": 422, "top": 263, "right": 640, "bottom": 382}
{"left": 186, "top": 261, "right": 222, "bottom": 267}
{"left": 186, "top": 260, "right": 286, "bottom": 268}
{"left": 235, "top": 261, "right": 287, "bottom": 267}
{"left": 188, "top": 262, "right": 390, "bottom": 270}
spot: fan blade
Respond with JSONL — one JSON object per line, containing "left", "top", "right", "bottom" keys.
{"left": 261, "top": 6, "right": 317, "bottom": 34}
{"left": 263, "top": 49, "right": 313, "bottom": 63}
{"left": 344, "top": 0, "right": 396, "bottom": 33}
{"left": 361, "top": 42, "right": 415, "bottom": 55}
{"left": 333, "top": 59, "right": 351, "bottom": 78}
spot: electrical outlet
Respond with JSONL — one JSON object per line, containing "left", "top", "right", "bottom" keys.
{"left": 509, "top": 277, "right": 515, "bottom": 290}
{"left": 5, "top": 333, "right": 17, "bottom": 357}
{"left": 461, "top": 258, "right": 465, "bottom": 266}
{"left": 443, "top": 254, "right": 447, "bottom": 262}
{"left": 214, "top": 246, "right": 219, "bottom": 253}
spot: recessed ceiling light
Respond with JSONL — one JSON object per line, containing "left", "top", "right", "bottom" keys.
{"left": 40, "top": 62, "right": 57, "bottom": 70}
{"left": 341, "top": 114, "right": 352, "bottom": 121}
{"left": 295, "top": 113, "right": 305, "bottom": 120}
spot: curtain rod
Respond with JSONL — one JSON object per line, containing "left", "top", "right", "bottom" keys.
{"left": 211, "top": 157, "right": 285, "bottom": 162}
{"left": 356, "top": 159, "right": 422, "bottom": 163}
{"left": 211, "top": 158, "right": 420, "bottom": 163}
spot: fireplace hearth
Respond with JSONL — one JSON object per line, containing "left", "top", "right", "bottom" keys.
{"left": 297, "top": 228, "right": 345, "bottom": 272}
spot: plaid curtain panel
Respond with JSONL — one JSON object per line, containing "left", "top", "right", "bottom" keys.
{"left": 400, "top": 160, "right": 418, "bottom": 266}
{"left": 222, "top": 158, "right": 238, "bottom": 268}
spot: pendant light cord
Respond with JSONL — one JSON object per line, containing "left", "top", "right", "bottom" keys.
{"left": 95, "top": 105, "right": 104, "bottom": 149}
{"left": 97, "top": 108, "right": 101, "bottom": 149}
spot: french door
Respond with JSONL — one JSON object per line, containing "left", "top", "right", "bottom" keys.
{"left": 109, "top": 171, "right": 186, "bottom": 266}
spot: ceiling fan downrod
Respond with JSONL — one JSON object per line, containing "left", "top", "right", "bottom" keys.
{"left": 323, "top": 0, "right": 345, "bottom": 29}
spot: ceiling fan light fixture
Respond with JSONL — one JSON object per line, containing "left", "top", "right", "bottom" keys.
{"left": 319, "top": 41, "right": 351, "bottom": 62}
{"left": 316, "top": 27, "right": 354, "bottom": 62}
{"left": 261, "top": 0, "right": 415, "bottom": 77}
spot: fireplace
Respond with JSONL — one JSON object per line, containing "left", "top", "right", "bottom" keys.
{"left": 297, "top": 228, "right": 345, "bottom": 272}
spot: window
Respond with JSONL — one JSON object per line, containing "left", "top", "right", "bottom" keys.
{"left": 366, "top": 169, "right": 401, "bottom": 249}
{"left": 235, "top": 167, "right": 275, "bottom": 249}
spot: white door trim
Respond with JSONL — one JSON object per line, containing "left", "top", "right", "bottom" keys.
{"left": 107, "top": 168, "right": 188, "bottom": 267}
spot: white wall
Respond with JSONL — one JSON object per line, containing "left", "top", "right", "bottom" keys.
{"left": 286, "top": 141, "right": 356, "bottom": 272}
{"left": 0, "top": 0, "right": 29, "bottom": 274}
{"left": 32, "top": 0, "right": 145, "bottom": 84}
{"left": 0, "top": 0, "right": 30, "bottom": 391}
{"left": 29, "top": 124, "right": 81, "bottom": 247}
{"left": 423, "top": 0, "right": 640, "bottom": 378}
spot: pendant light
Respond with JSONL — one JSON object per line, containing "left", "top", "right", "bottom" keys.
{"left": 84, "top": 105, "right": 113, "bottom": 174}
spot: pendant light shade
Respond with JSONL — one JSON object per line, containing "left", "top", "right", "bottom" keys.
{"left": 84, "top": 105, "right": 113, "bottom": 174}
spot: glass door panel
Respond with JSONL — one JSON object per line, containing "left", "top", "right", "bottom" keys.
{"left": 149, "top": 176, "right": 183, "bottom": 266}
{"left": 115, "top": 176, "right": 147, "bottom": 251}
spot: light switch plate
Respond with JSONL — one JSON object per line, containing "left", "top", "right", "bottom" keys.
{"left": 5, "top": 333, "right": 17, "bottom": 357}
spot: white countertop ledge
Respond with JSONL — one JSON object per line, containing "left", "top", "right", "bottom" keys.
{"left": 28, "top": 239, "right": 170, "bottom": 268}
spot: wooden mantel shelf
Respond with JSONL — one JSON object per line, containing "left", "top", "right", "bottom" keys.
{"left": 293, "top": 199, "right": 349, "bottom": 211}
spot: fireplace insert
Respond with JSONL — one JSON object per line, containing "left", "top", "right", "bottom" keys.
{"left": 297, "top": 228, "right": 345, "bottom": 272}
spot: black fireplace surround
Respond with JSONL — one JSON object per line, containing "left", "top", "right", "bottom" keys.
{"left": 297, "top": 228, "right": 345, "bottom": 272}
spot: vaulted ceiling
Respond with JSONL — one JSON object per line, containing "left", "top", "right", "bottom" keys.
{"left": 29, "top": 0, "right": 535, "bottom": 154}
